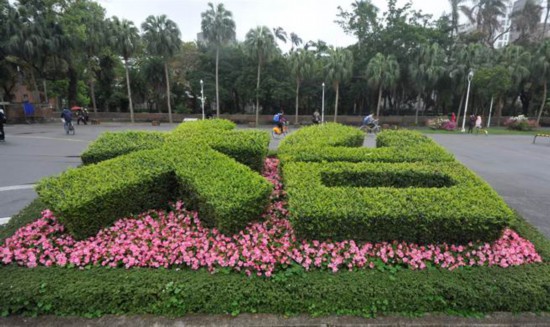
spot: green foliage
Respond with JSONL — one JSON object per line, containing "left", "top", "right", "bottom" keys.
{"left": 1, "top": 263, "right": 550, "bottom": 317}
{"left": 280, "top": 124, "right": 512, "bottom": 243}
{"left": 81, "top": 131, "right": 167, "bottom": 165}
{"left": 284, "top": 161, "right": 513, "bottom": 243}
{"left": 37, "top": 119, "right": 271, "bottom": 239}
{"left": 472, "top": 66, "right": 512, "bottom": 99}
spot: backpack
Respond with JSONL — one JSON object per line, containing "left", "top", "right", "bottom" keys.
{"left": 273, "top": 113, "right": 280, "bottom": 123}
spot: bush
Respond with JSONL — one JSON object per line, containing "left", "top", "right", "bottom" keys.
{"left": 284, "top": 161, "right": 513, "bottom": 243}
{"left": 504, "top": 115, "right": 538, "bottom": 131}
{"left": 81, "top": 131, "right": 166, "bottom": 165}
{"left": 280, "top": 125, "right": 511, "bottom": 243}
{"left": 37, "top": 119, "right": 272, "bottom": 239}
{"left": 425, "top": 117, "right": 455, "bottom": 130}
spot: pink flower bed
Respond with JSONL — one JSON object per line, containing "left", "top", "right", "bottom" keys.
{"left": 0, "top": 158, "right": 542, "bottom": 276}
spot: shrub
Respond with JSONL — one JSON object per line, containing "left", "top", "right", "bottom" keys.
{"left": 81, "top": 131, "right": 166, "bottom": 165}
{"left": 37, "top": 119, "right": 272, "bottom": 239}
{"left": 425, "top": 117, "right": 455, "bottom": 130}
{"left": 504, "top": 115, "right": 538, "bottom": 131}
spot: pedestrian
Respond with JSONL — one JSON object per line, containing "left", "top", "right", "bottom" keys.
{"left": 312, "top": 110, "right": 321, "bottom": 124}
{"left": 475, "top": 115, "right": 483, "bottom": 133}
{"left": 0, "top": 108, "right": 6, "bottom": 142}
{"left": 451, "top": 112, "right": 456, "bottom": 123}
{"left": 468, "top": 114, "right": 476, "bottom": 133}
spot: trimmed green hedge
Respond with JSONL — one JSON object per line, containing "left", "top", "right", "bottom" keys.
{"left": 37, "top": 120, "right": 272, "bottom": 239}
{"left": 1, "top": 264, "right": 549, "bottom": 317}
{"left": 279, "top": 124, "right": 512, "bottom": 243}
{"left": 284, "top": 161, "right": 513, "bottom": 243}
{"left": 81, "top": 131, "right": 167, "bottom": 165}
{"left": 278, "top": 124, "right": 454, "bottom": 163}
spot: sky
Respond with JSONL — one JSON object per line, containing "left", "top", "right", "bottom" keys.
{"left": 97, "top": 0, "right": 452, "bottom": 50}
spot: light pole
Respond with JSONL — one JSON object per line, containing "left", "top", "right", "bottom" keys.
{"left": 200, "top": 79, "right": 205, "bottom": 120}
{"left": 461, "top": 70, "right": 474, "bottom": 132}
{"left": 321, "top": 82, "right": 325, "bottom": 123}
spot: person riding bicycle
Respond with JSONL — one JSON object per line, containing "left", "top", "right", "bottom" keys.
{"left": 362, "top": 113, "right": 376, "bottom": 127}
{"left": 273, "top": 111, "right": 287, "bottom": 134}
{"left": 76, "top": 107, "right": 89, "bottom": 125}
{"left": 61, "top": 108, "right": 73, "bottom": 134}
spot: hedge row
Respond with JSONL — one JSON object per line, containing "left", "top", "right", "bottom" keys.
{"left": 284, "top": 161, "right": 513, "bottom": 243}
{"left": 81, "top": 131, "right": 166, "bottom": 165}
{"left": 278, "top": 124, "right": 455, "bottom": 163}
{"left": 37, "top": 120, "right": 272, "bottom": 239}
{"left": 1, "top": 263, "right": 549, "bottom": 317}
{"left": 279, "top": 124, "right": 513, "bottom": 243}
{"left": 80, "top": 120, "right": 269, "bottom": 172}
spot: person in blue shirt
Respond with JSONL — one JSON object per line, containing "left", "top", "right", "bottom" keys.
{"left": 61, "top": 108, "right": 73, "bottom": 134}
{"left": 363, "top": 113, "right": 375, "bottom": 126}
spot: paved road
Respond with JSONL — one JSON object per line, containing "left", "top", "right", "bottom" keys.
{"left": 1, "top": 123, "right": 548, "bottom": 240}
{"left": 429, "top": 133, "right": 550, "bottom": 238}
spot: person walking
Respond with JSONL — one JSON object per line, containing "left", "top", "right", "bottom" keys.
{"left": 0, "top": 109, "right": 6, "bottom": 142}
{"left": 468, "top": 114, "right": 476, "bottom": 133}
{"left": 475, "top": 115, "right": 483, "bottom": 134}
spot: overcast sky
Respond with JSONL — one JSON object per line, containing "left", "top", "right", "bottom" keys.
{"left": 98, "top": 0, "right": 452, "bottom": 50}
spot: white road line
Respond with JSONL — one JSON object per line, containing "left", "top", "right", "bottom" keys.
{"left": 11, "top": 135, "right": 87, "bottom": 142}
{"left": 0, "top": 217, "right": 10, "bottom": 225}
{"left": 0, "top": 184, "right": 35, "bottom": 192}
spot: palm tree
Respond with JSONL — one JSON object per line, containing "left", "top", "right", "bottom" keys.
{"left": 325, "top": 47, "right": 353, "bottom": 122}
{"left": 366, "top": 53, "right": 400, "bottom": 117}
{"left": 245, "top": 26, "right": 278, "bottom": 127}
{"left": 511, "top": 0, "right": 543, "bottom": 45}
{"left": 542, "top": 0, "right": 550, "bottom": 40}
{"left": 460, "top": 0, "right": 508, "bottom": 46}
{"left": 289, "top": 49, "right": 314, "bottom": 124}
{"left": 448, "top": 0, "right": 465, "bottom": 37}
{"left": 201, "top": 2, "right": 236, "bottom": 118}
{"left": 142, "top": 15, "right": 181, "bottom": 124}
{"left": 111, "top": 17, "right": 140, "bottom": 123}
{"left": 273, "top": 26, "right": 288, "bottom": 43}
{"left": 409, "top": 43, "right": 446, "bottom": 125}
{"left": 534, "top": 41, "right": 550, "bottom": 125}
{"left": 289, "top": 32, "right": 303, "bottom": 51}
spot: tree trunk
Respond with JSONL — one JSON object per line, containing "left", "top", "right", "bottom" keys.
{"left": 255, "top": 58, "right": 261, "bottom": 127}
{"left": 295, "top": 79, "right": 300, "bottom": 125}
{"left": 164, "top": 63, "right": 173, "bottom": 124}
{"left": 376, "top": 85, "right": 383, "bottom": 117}
{"left": 124, "top": 59, "right": 134, "bottom": 123}
{"left": 537, "top": 80, "right": 547, "bottom": 126}
{"left": 542, "top": 5, "right": 550, "bottom": 41}
{"left": 215, "top": 47, "right": 220, "bottom": 118}
{"left": 89, "top": 75, "right": 97, "bottom": 115}
{"left": 42, "top": 80, "right": 48, "bottom": 106}
{"left": 67, "top": 66, "right": 78, "bottom": 107}
{"left": 333, "top": 83, "right": 339, "bottom": 122}
{"left": 456, "top": 91, "right": 465, "bottom": 128}
{"left": 414, "top": 93, "right": 421, "bottom": 125}
{"left": 497, "top": 98, "right": 503, "bottom": 127}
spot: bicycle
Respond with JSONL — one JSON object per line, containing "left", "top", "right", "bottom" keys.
{"left": 359, "top": 119, "right": 381, "bottom": 135}
{"left": 272, "top": 121, "right": 289, "bottom": 138}
{"left": 64, "top": 120, "right": 75, "bottom": 135}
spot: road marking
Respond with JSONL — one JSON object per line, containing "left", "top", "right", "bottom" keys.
{"left": 0, "top": 217, "right": 10, "bottom": 225}
{"left": 11, "top": 135, "right": 87, "bottom": 142}
{"left": 0, "top": 184, "right": 35, "bottom": 192}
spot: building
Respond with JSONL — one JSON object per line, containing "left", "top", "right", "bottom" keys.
{"left": 493, "top": 0, "right": 514, "bottom": 49}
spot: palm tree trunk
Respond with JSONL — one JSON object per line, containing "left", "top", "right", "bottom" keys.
{"left": 164, "top": 63, "right": 173, "bottom": 124}
{"left": 456, "top": 91, "right": 465, "bottom": 128}
{"left": 497, "top": 98, "right": 503, "bottom": 127}
{"left": 415, "top": 93, "right": 421, "bottom": 125}
{"left": 333, "top": 83, "right": 339, "bottom": 122}
{"left": 124, "top": 59, "right": 134, "bottom": 123}
{"left": 89, "top": 76, "right": 97, "bottom": 115}
{"left": 376, "top": 85, "right": 383, "bottom": 117}
{"left": 255, "top": 58, "right": 261, "bottom": 127}
{"left": 537, "top": 80, "right": 547, "bottom": 126}
{"left": 67, "top": 67, "right": 78, "bottom": 107}
{"left": 215, "top": 46, "right": 220, "bottom": 118}
{"left": 542, "top": 3, "right": 550, "bottom": 41}
{"left": 295, "top": 79, "right": 300, "bottom": 125}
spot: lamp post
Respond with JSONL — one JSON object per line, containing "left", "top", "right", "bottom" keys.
{"left": 200, "top": 79, "right": 205, "bottom": 120}
{"left": 461, "top": 70, "right": 474, "bottom": 132}
{"left": 321, "top": 82, "right": 325, "bottom": 123}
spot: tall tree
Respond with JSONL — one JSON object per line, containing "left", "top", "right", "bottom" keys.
{"left": 336, "top": 0, "right": 379, "bottom": 48}
{"left": 534, "top": 40, "right": 550, "bottom": 125}
{"left": 201, "top": 2, "right": 236, "bottom": 117}
{"left": 111, "top": 17, "right": 140, "bottom": 123}
{"left": 272, "top": 26, "right": 288, "bottom": 43}
{"left": 325, "top": 47, "right": 353, "bottom": 122}
{"left": 366, "top": 53, "right": 400, "bottom": 117}
{"left": 289, "top": 49, "right": 314, "bottom": 124}
{"left": 409, "top": 43, "right": 446, "bottom": 125}
{"left": 142, "top": 14, "right": 181, "bottom": 124}
{"left": 449, "top": 0, "right": 465, "bottom": 37}
{"left": 289, "top": 32, "right": 303, "bottom": 51}
{"left": 245, "top": 26, "right": 278, "bottom": 126}
{"left": 460, "top": 0, "right": 508, "bottom": 46}
{"left": 511, "top": 0, "right": 543, "bottom": 45}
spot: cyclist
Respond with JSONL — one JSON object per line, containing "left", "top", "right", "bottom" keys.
{"left": 61, "top": 108, "right": 74, "bottom": 134}
{"left": 273, "top": 111, "right": 288, "bottom": 135}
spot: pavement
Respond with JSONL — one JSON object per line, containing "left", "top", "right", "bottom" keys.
{"left": 1, "top": 123, "right": 550, "bottom": 326}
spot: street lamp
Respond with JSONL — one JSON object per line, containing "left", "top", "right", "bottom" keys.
{"left": 321, "top": 82, "right": 325, "bottom": 124}
{"left": 461, "top": 70, "right": 474, "bottom": 132}
{"left": 200, "top": 79, "right": 205, "bottom": 120}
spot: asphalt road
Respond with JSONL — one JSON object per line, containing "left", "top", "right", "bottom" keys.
{"left": 1, "top": 123, "right": 548, "bottom": 239}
